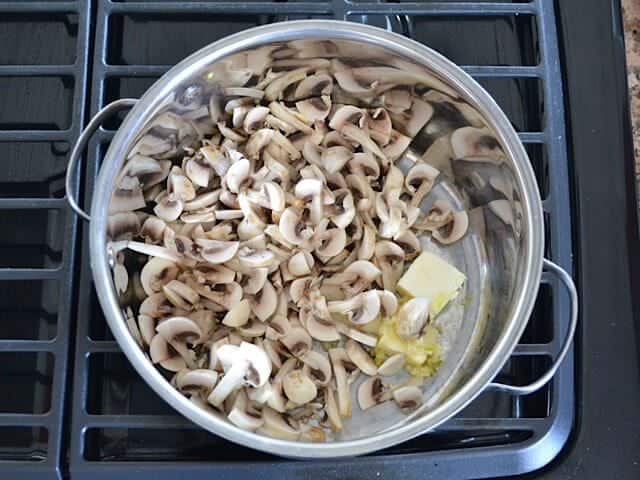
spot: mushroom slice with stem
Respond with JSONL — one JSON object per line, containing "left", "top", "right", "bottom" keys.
{"left": 432, "top": 209, "right": 469, "bottom": 245}
{"left": 335, "top": 323, "right": 378, "bottom": 348}
{"left": 222, "top": 298, "right": 251, "bottom": 328}
{"left": 396, "top": 297, "right": 431, "bottom": 339}
{"left": 314, "top": 221, "right": 347, "bottom": 259}
{"left": 378, "top": 353, "right": 406, "bottom": 376}
{"left": 366, "top": 108, "right": 393, "bottom": 146}
{"left": 268, "top": 101, "right": 313, "bottom": 134}
{"left": 405, "top": 162, "right": 440, "bottom": 207}
{"left": 300, "top": 350, "right": 332, "bottom": 387}
{"left": 392, "top": 385, "right": 423, "bottom": 413}
{"left": 383, "top": 129, "right": 412, "bottom": 162}
{"left": 207, "top": 342, "right": 272, "bottom": 407}
{"left": 358, "top": 376, "right": 391, "bottom": 411}
{"left": 390, "top": 97, "right": 434, "bottom": 138}
{"left": 328, "top": 290, "right": 381, "bottom": 325}
{"left": 237, "top": 247, "right": 276, "bottom": 270}
{"left": 345, "top": 339, "right": 377, "bottom": 376}
{"left": 321, "top": 146, "right": 352, "bottom": 175}
{"left": 264, "top": 67, "right": 310, "bottom": 101}
{"left": 140, "top": 216, "right": 166, "bottom": 244}
{"left": 238, "top": 319, "right": 267, "bottom": 338}
{"left": 140, "top": 257, "right": 179, "bottom": 296}
{"left": 279, "top": 207, "right": 314, "bottom": 246}
{"left": 110, "top": 175, "right": 146, "bottom": 214}
{"left": 282, "top": 370, "right": 317, "bottom": 405}
{"left": 348, "top": 152, "right": 380, "bottom": 180}
{"left": 327, "top": 188, "right": 355, "bottom": 229}
{"left": 339, "top": 123, "right": 387, "bottom": 163}
{"left": 184, "top": 157, "right": 212, "bottom": 188}
{"left": 374, "top": 241, "right": 405, "bottom": 291}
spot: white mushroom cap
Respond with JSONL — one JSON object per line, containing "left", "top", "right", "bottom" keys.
{"left": 225, "top": 157, "right": 251, "bottom": 193}
{"left": 175, "top": 368, "right": 219, "bottom": 396}
{"left": 288, "top": 251, "right": 315, "bottom": 277}
{"left": 300, "top": 350, "right": 332, "bottom": 387}
{"left": 250, "top": 279, "right": 278, "bottom": 321}
{"left": 377, "top": 353, "right": 406, "bottom": 376}
{"left": 279, "top": 207, "right": 313, "bottom": 246}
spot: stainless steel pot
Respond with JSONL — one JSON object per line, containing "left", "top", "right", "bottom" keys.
{"left": 65, "top": 20, "right": 577, "bottom": 458}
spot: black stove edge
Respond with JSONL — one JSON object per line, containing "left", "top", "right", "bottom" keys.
{"left": 524, "top": 1, "right": 640, "bottom": 479}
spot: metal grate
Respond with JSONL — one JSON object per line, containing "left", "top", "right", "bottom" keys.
{"left": 68, "top": 1, "right": 574, "bottom": 479}
{"left": 0, "top": 1, "right": 90, "bottom": 479}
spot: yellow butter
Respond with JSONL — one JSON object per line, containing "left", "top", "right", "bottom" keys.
{"left": 397, "top": 251, "right": 466, "bottom": 317}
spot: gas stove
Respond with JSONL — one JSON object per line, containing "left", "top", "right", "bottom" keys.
{"left": 0, "top": 1, "right": 638, "bottom": 479}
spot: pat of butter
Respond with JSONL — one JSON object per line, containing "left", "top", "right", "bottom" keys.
{"left": 397, "top": 251, "right": 466, "bottom": 317}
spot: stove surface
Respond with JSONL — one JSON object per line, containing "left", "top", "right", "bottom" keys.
{"left": 0, "top": 1, "right": 637, "bottom": 479}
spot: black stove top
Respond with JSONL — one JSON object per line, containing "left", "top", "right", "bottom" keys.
{"left": 0, "top": 1, "right": 638, "bottom": 479}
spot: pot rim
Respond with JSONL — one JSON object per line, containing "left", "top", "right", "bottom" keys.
{"left": 90, "top": 20, "right": 544, "bottom": 458}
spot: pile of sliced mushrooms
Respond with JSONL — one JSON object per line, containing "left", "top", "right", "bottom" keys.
{"left": 109, "top": 40, "right": 495, "bottom": 442}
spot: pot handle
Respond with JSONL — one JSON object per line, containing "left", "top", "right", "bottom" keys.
{"left": 488, "top": 258, "right": 578, "bottom": 395}
{"left": 65, "top": 99, "right": 138, "bottom": 221}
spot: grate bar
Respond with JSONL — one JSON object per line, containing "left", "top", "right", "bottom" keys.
{"left": 0, "top": 1, "right": 78, "bottom": 13}
{"left": 463, "top": 66, "right": 543, "bottom": 77}
{"left": 0, "top": 414, "right": 52, "bottom": 427}
{"left": 0, "top": 130, "right": 70, "bottom": 142}
{"left": 82, "top": 415, "right": 192, "bottom": 429}
{"left": 0, "top": 340, "right": 58, "bottom": 352}
{"left": 513, "top": 344, "right": 552, "bottom": 356}
{"left": 0, "top": 65, "right": 77, "bottom": 76}
{"left": 108, "top": 2, "right": 333, "bottom": 15}
{"left": 84, "top": 341, "right": 121, "bottom": 353}
{"left": 104, "top": 65, "right": 169, "bottom": 77}
{"left": 0, "top": 269, "right": 60, "bottom": 280}
{"left": 0, "top": 199, "right": 66, "bottom": 209}
{"left": 344, "top": 2, "right": 536, "bottom": 16}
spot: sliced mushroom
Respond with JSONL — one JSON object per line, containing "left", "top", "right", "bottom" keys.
{"left": 175, "top": 368, "right": 219, "bottom": 396}
{"left": 314, "top": 222, "right": 347, "bottom": 259}
{"left": 195, "top": 238, "right": 239, "bottom": 264}
{"left": 154, "top": 192, "right": 184, "bottom": 222}
{"left": 392, "top": 385, "right": 423, "bottom": 413}
{"left": 328, "top": 348, "right": 351, "bottom": 417}
{"left": 280, "top": 326, "right": 312, "bottom": 357}
{"left": 405, "top": 162, "right": 440, "bottom": 207}
{"left": 451, "top": 126, "right": 504, "bottom": 162}
{"left": 294, "top": 73, "right": 333, "bottom": 99}
{"left": 227, "top": 390, "right": 264, "bottom": 431}
{"left": 250, "top": 279, "right": 278, "bottom": 321}
{"left": 222, "top": 298, "right": 251, "bottom": 327}
{"left": 327, "top": 290, "right": 381, "bottom": 325}
{"left": 377, "top": 353, "right": 406, "bottom": 376}
{"left": 296, "top": 96, "right": 331, "bottom": 122}
{"left": 279, "top": 207, "right": 313, "bottom": 246}
{"left": 348, "top": 152, "right": 380, "bottom": 180}
{"left": 242, "top": 106, "right": 270, "bottom": 134}
{"left": 374, "top": 241, "right": 405, "bottom": 291}
{"left": 396, "top": 297, "right": 430, "bottom": 339}
{"left": 140, "top": 257, "right": 179, "bottom": 296}
{"left": 225, "top": 157, "right": 251, "bottom": 193}
{"left": 260, "top": 406, "right": 300, "bottom": 440}
{"left": 288, "top": 251, "right": 314, "bottom": 277}
{"left": 207, "top": 342, "right": 272, "bottom": 407}
{"left": 377, "top": 290, "right": 399, "bottom": 318}
{"left": 383, "top": 129, "right": 412, "bottom": 162}
{"left": 282, "top": 370, "right": 317, "bottom": 405}
{"left": 357, "top": 376, "right": 391, "bottom": 411}
{"left": 394, "top": 229, "right": 421, "bottom": 260}
{"left": 300, "top": 350, "right": 332, "bottom": 387}
{"left": 345, "top": 339, "right": 377, "bottom": 376}
{"left": 162, "top": 280, "right": 199, "bottom": 310}
{"left": 432, "top": 209, "right": 469, "bottom": 245}
{"left": 324, "top": 386, "right": 342, "bottom": 432}
{"left": 299, "top": 299, "right": 340, "bottom": 342}
{"left": 149, "top": 334, "right": 187, "bottom": 372}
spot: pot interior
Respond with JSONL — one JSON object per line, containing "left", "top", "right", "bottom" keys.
{"left": 95, "top": 29, "right": 540, "bottom": 451}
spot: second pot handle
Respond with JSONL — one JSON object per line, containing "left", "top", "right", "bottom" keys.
{"left": 488, "top": 258, "right": 578, "bottom": 395}
{"left": 65, "top": 98, "right": 138, "bottom": 222}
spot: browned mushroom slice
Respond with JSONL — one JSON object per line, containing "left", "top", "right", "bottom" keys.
{"left": 392, "top": 385, "right": 423, "bottom": 413}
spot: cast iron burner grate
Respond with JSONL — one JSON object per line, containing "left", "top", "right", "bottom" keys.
{"left": 0, "top": 1, "right": 574, "bottom": 479}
